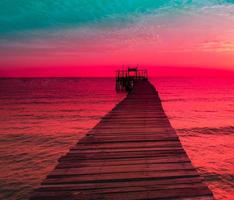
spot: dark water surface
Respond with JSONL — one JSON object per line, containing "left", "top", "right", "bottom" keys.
{"left": 0, "top": 77, "right": 233, "bottom": 199}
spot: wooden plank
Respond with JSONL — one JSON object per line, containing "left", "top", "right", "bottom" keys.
{"left": 36, "top": 177, "right": 204, "bottom": 191}
{"left": 31, "top": 185, "right": 211, "bottom": 199}
{"left": 49, "top": 163, "right": 195, "bottom": 177}
{"left": 56, "top": 156, "right": 191, "bottom": 169}
{"left": 69, "top": 147, "right": 184, "bottom": 154}
{"left": 72, "top": 141, "right": 182, "bottom": 150}
{"left": 30, "top": 188, "right": 213, "bottom": 200}
{"left": 44, "top": 170, "right": 200, "bottom": 184}
{"left": 59, "top": 150, "right": 186, "bottom": 161}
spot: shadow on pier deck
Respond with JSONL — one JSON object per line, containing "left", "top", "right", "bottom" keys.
{"left": 31, "top": 79, "right": 214, "bottom": 200}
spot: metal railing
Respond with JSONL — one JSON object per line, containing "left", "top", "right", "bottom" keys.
{"left": 115, "top": 67, "right": 148, "bottom": 92}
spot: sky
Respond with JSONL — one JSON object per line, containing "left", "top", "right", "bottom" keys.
{"left": 0, "top": 0, "right": 234, "bottom": 77}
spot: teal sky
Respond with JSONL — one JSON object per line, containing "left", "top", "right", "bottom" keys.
{"left": 0, "top": 0, "right": 167, "bottom": 34}
{"left": 1, "top": 0, "right": 233, "bottom": 34}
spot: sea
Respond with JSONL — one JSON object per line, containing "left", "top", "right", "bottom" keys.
{"left": 0, "top": 77, "right": 233, "bottom": 200}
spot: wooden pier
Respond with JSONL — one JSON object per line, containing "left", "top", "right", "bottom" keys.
{"left": 31, "top": 80, "right": 213, "bottom": 200}
{"left": 116, "top": 67, "right": 148, "bottom": 92}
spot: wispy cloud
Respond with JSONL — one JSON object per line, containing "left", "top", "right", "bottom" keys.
{"left": 199, "top": 41, "right": 234, "bottom": 52}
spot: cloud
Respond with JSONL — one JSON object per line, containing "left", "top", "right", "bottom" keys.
{"left": 200, "top": 41, "right": 234, "bottom": 52}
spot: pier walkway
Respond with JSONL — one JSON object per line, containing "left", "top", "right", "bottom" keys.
{"left": 31, "top": 80, "right": 213, "bottom": 200}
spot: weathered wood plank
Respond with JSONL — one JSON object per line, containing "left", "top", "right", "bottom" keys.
{"left": 56, "top": 156, "right": 191, "bottom": 169}
{"left": 49, "top": 163, "right": 195, "bottom": 177}
{"left": 44, "top": 170, "right": 200, "bottom": 185}
{"left": 31, "top": 188, "right": 213, "bottom": 200}
{"left": 36, "top": 177, "right": 204, "bottom": 191}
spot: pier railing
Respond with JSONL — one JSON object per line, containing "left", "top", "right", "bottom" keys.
{"left": 115, "top": 68, "right": 148, "bottom": 92}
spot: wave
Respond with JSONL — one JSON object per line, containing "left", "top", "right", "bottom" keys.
{"left": 198, "top": 170, "right": 234, "bottom": 183}
{"left": 0, "top": 132, "right": 79, "bottom": 146}
{"left": 177, "top": 126, "right": 234, "bottom": 135}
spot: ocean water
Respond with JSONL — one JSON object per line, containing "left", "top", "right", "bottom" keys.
{"left": 0, "top": 77, "right": 233, "bottom": 200}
